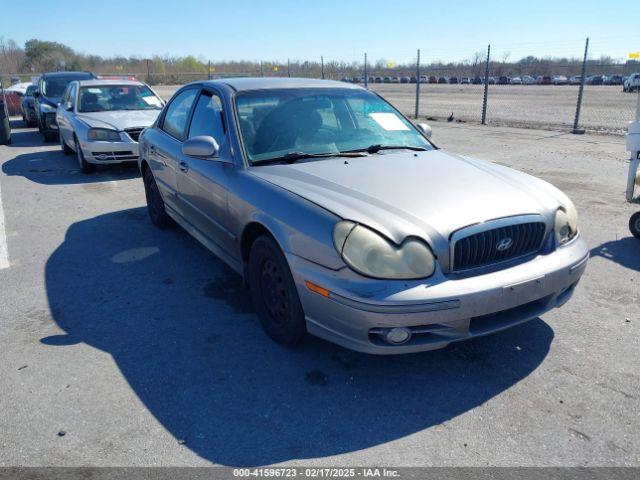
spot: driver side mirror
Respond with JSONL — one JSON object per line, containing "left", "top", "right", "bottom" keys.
{"left": 64, "top": 102, "right": 73, "bottom": 111}
{"left": 33, "top": 90, "right": 40, "bottom": 98}
{"left": 417, "top": 123, "right": 432, "bottom": 139}
{"left": 182, "top": 135, "right": 219, "bottom": 158}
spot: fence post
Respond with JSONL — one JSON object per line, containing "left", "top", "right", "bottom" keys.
{"left": 481, "top": 44, "right": 491, "bottom": 125}
{"left": 572, "top": 38, "right": 589, "bottom": 134}
{"left": 364, "top": 53, "right": 368, "bottom": 89}
{"left": 287, "top": 59, "right": 291, "bottom": 78}
{"left": 415, "top": 49, "right": 421, "bottom": 119}
{"left": 321, "top": 56, "right": 325, "bottom": 79}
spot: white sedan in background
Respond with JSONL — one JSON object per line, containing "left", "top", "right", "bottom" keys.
{"left": 56, "top": 79, "right": 164, "bottom": 172}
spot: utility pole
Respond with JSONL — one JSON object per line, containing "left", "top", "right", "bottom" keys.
{"left": 321, "top": 56, "right": 325, "bottom": 79}
{"left": 260, "top": 61, "right": 264, "bottom": 77}
{"left": 415, "top": 48, "right": 421, "bottom": 119}
{"left": 208, "top": 60, "right": 211, "bottom": 80}
{"left": 572, "top": 37, "right": 589, "bottom": 134}
{"left": 287, "top": 58, "right": 291, "bottom": 77}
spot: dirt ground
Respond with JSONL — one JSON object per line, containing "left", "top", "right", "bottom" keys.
{"left": 154, "top": 83, "right": 639, "bottom": 134}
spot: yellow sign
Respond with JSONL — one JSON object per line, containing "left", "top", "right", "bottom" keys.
{"left": 630, "top": 52, "right": 640, "bottom": 59}
{"left": 386, "top": 61, "right": 396, "bottom": 68}
{"left": 209, "top": 66, "right": 215, "bottom": 72}
{"left": 273, "top": 66, "right": 279, "bottom": 72}
{"left": 115, "top": 65, "right": 123, "bottom": 71}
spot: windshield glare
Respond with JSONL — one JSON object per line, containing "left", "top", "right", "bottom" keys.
{"left": 235, "top": 88, "right": 433, "bottom": 163}
{"left": 42, "top": 76, "right": 80, "bottom": 98}
{"left": 78, "top": 85, "right": 163, "bottom": 112}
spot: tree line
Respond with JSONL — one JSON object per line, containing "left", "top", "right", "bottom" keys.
{"left": 1, "top": 37, "right": 637, "bottom": 85}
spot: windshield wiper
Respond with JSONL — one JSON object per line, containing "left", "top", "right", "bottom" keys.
{"left": 253, "top": 151, "right": 367, "bottom": 165}
{"left": 347, "top": 144, "right": 428, "bottom": 154}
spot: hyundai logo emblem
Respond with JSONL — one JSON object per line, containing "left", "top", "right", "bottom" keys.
{"left": 496, "top": 237, "right": 513, "bottom": 251}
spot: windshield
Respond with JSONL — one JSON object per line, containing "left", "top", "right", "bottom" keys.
{"left": 78, "top": 85, "right": 163, "bottom": 112}
{"left": 235, "top": 88, "right": 433, "bottom": 163}
{"left": 42, "top": 76, "right": 85, "bottom": 98}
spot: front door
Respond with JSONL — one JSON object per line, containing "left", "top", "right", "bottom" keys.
{"left": 176, "top": 89, "right": 234, "bottom": 254}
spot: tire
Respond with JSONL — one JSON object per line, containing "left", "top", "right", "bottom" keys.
{"left": 60, "top": 134, "right": 73, "bottom": 155}
{"left": 143, "top": 167, "right": 174, "bottom": 228}
{"left": 43, "top": 131, "right": 58, "bottom": 142}
{"left": 248, "top": 235, "right": 306, "bottom": 346}
{"left": 75, "top": 137, "right": 95, "bottom": 173}
{"left": 629, "top": 212, "right": 640, "bottom": 239}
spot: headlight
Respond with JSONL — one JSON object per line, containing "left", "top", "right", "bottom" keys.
{"left": 333, "top": 221, "right": 436, "bottom": 279}
{"left": 39, "top": 103, "right": 56, "bottom": 112}
{"left": 554, "top": 200, "right": 579, "bottom": 245}
{"left": 87, "top": 128, "right": 121, "bottom": 141}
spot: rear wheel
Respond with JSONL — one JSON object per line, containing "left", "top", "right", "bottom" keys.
{"left": 43, "top": 131, "right": 58, "bottom": 142}
{"left": 143, "top": 167, "right": 174, "bottom": 228}
{"left": 75, "top": 137, "right": 95, "bottom": 173}
{"left": 629, "top": 212, "right": 640, "bottom": 239}
{"left": 248, "top": 235, "right": 306, "bottom": 346}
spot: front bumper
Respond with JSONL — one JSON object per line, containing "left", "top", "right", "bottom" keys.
{"left": 79, "top": 140, "right": 139, "bottom": 164}
{"left": 288, "top": 235, "right": 589, "bottom": 354}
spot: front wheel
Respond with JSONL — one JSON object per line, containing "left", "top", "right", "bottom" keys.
{"left": 629, "top": 212, "right": 640, "bottom": 239}
{"left": 75, "top": 137, "right": 95, "bottom": 173}
{"left": 60, "top": 134, "right": 73, "bottom": 155}
{"left": 248, "top": 235, "right": 306, "bottom": 346}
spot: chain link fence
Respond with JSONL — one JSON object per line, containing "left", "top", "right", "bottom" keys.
{"left": 2, "top": 41, "right": 639, "bottom": 134}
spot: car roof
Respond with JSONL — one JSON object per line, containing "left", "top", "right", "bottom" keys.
{"left": 75, "top": 79, "right": 145, "bottom": 87}
{"left": 199, "top": 77, "right": 363, "bottom": 92}
{"left": 42, "top": 71, "right": 94, "bottom": 78}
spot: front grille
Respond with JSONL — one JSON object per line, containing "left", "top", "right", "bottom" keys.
{"left": 90, "top": 151, "right": 137, "bottom": 161}
{"left": 124, "top": 127, "right": 144, "bottom": 142}
{"left": 452, "top": 221, "right": 546, "bottom": 271}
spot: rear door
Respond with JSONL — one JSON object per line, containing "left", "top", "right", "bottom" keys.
{"left": 145, "top": 87, "right": 199, "bottom": 215}
{"left": 176, "top": 87, "right": 235, "bottom": 254}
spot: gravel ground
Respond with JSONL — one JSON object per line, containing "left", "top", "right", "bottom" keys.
{"left": 0, "top": 120, "right": 638, "bottom": 467}
{"left": 153, "top": 83, "right": 640, "bottom": 134}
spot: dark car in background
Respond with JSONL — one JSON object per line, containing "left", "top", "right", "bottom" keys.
{"left": 497, "top": 76, "right": 510, "bottom": 85}
{"left": 437, "top": 77, "right": 448, "bottom": 84}
{"left": 428, "top": 76, "right": 437, "bottom": 83}
{"left": 20, "top": 84, "right": 38, "bottom": 126}
{"left": 604, "top": 75, "right": 623, "bottom": 85}
{"left": 586, "top": 75, "right": 603, "bottom": 85}
{"left": 472, "top": 76, "right": 483, "bottom": 85}
{"left": 449, "top": 76, "right": 459, "bottom": 84}
{"left": 34, "top": 71, "right": 95, "bottom": 141}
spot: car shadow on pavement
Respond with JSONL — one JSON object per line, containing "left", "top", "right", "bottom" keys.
{"left": 43, "top": 207, "right": 554, "bottom": 466}
{"left": 590, "top": 237, "right": 640, "bottom": 272}
{"left": 2, "top": 137, "right": 139, "bottom": 185}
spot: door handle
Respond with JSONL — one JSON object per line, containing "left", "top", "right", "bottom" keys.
{"left": 179, "top": 161, "right": 189, "bottom": 172}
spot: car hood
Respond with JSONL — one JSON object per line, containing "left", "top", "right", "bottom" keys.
{"left": 249, "top": 149, "right": 568, "bottom": 251}
{"left": 75, "top": 110, "right": 160, "bottom": 130}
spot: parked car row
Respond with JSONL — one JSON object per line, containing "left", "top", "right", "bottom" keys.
{"left": 22, "top": 70, "right": 165, "bottom": 172}
{"left": 341, "top": 73, "right": 639, "bottom": 89}
{"left": 11, "top": 74, "right": 590, "bottom": 354}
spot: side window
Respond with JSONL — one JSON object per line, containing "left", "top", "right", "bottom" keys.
{"left": 188, "top": 92, "right": 225, "bottom": 141}
{"left": 61, "top": 85, "right": 69, "bottom": 104}
{"left": 162, "top": 88, "right": 198, "bottom": 140}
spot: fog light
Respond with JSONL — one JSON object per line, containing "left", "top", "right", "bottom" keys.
{"left": 384, "top": 327, "right": 411, "bottom": 345}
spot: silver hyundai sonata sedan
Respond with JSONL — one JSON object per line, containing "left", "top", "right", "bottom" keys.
{"left": 139, "top": 78, "right": 588, "bottom": 354}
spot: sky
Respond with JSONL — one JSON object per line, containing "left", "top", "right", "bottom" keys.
{"left": 1, "top": 0, "right": 639, "bottom": 64}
